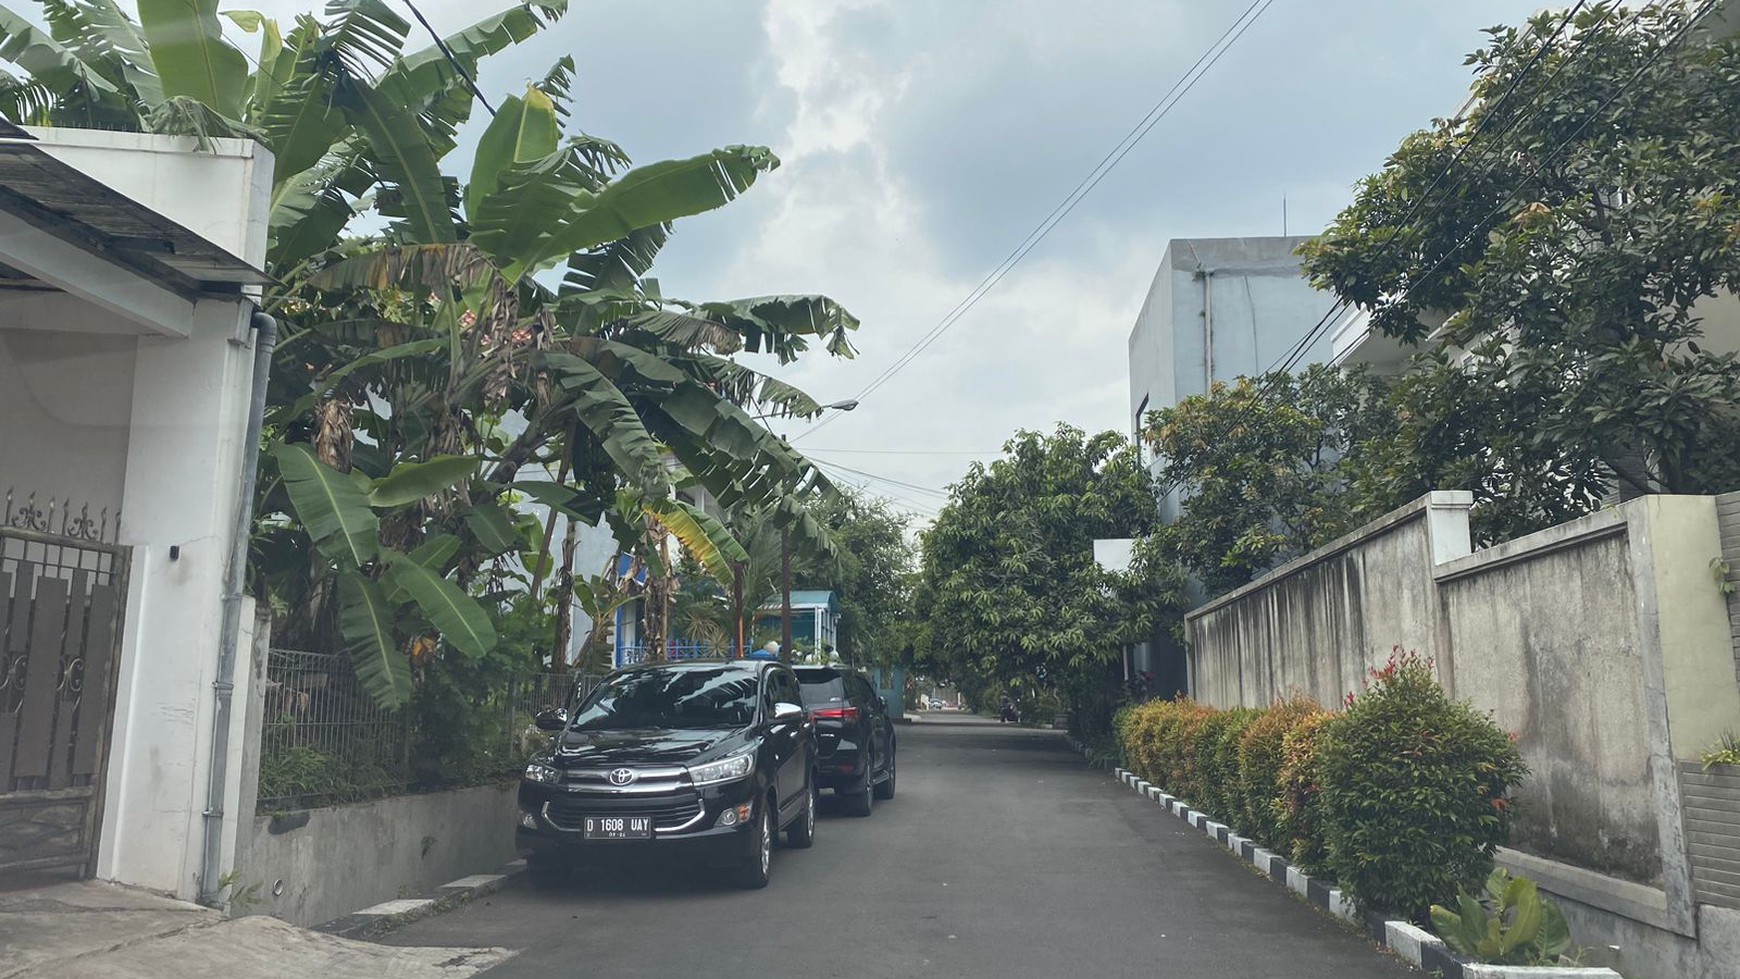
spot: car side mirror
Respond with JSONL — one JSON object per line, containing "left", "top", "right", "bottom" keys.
{"left": 771, "top": 702, "right": 805, "bottom": 724}
{"left": 877, "top": 696, "right": 888, "bottom": 710}
{"left": 533, "top": 707, "right": 569, "bottom": 732}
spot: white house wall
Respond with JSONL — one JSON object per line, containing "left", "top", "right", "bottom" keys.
{"left": 0, "top": 327, "right": 136, "bottom": 514}
{"left": 99, "top": 295, "right": 259, "bottom": 896}
{"left": 0, "top": 129, "right": 278, "bottom": 900}
{"left": 28, "top": 128, "right": 272, "bottom": 267}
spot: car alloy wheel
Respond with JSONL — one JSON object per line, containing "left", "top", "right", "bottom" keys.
{"left": 758, "top": 806, "right": 773, "bottom": 876}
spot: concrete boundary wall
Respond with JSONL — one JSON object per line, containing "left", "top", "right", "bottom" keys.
{"left": 228, "top": 613, "right": 520, "bottom": 927}
{"left": 1185, "top": 493, "right": 1740, "bottom": 979}
{"left": 231, "top": 783, "right": 519, "bottom": 927}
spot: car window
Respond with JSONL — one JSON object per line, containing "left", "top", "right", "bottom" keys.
{"left": 848, "top": 676, "right": 877, "bottom": 704}
{"left": 571, "top": 667, "right": 759, "bottom": 731}
{"left": 774, "top": 671, "right": 803, "bottom": 706}
{"left": 797, "top": 670, "right": 847, "bottom": 706}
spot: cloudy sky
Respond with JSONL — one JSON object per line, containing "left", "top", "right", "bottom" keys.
{"left": 234, "top": 0, "right": 1544, "bottom": 519}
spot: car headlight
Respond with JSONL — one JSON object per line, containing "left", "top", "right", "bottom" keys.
{"left": 687, "top": 750, "right": 756, "bottom": 785}
{"left": 523, "top": 760, "right": 561, "bottom": 784}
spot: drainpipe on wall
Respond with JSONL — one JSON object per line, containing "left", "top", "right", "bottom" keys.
{"left": 198, "top": 309, "right": 276, "bottom": 905}
{"left": 1200, "top": 266, "right": 1215, "bottom": 390}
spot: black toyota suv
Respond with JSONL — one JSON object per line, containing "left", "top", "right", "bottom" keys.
{"left": 516, "top": 659, "right": 818, "bottom": 889}
{"left": 793, "top": 665, "right": 895, "bottom": 816}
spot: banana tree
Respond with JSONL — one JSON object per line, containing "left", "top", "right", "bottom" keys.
{"left": 267, "top": 443, "right": 498, "bottom": 707}
{"left": 0, "top": 0, "right": 571, "bottom": 266}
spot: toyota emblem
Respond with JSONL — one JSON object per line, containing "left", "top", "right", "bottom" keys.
{"left": 607, "top": 768, "right": 637, "bottom": 786}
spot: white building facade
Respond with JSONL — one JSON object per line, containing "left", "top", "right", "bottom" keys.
{"left": 0, "top": 128, "right": 271, "bottom": 900}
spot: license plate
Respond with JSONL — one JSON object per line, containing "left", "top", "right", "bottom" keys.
{"left": 581, "top": 815, "right": 652, "bottom": 840}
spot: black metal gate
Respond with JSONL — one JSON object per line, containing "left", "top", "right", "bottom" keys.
{"left": 0, "top": 509, "right": 129, "bottom": 879}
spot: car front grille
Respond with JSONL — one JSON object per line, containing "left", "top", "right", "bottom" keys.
{"left": 543, "top": 795, "right": 704, "bottom": 833}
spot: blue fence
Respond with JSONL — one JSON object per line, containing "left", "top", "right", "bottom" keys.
{"left": 615, "top": 642, "right": 726, "bottom": 667}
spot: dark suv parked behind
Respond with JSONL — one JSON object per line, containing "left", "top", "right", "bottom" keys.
{"left": 516, "top": 659, "right": 817, "bottom": 889}
{"left": 793, "top": 665, "right": 895, "bottom": 816}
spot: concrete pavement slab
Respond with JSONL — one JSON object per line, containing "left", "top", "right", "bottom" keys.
{"left": 0, "top": 880, "right": 512, "bottom": 979}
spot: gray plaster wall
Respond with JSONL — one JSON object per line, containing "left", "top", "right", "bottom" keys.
{"left": 1183, "top": 493, "right": 1740, "bottom": 977}
{"left": 232, "top": 784, "right": 518, "bottom": 927}
{"left": 1188, "top": 494, "right": 1459, "bottom": 709}
{"left": 1438, "top": 524, "right": 1660, "bottom": 886}
{"left": 1554, "top": 893, "right": 1740, "bottom": 979}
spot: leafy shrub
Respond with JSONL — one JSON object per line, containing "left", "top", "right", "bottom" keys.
{"left": 1277, "top": 710, "right": 1335, "bottom": 873}
{"left": 1237, "top": 696, "right": 1324, "bottom": 847}
{"left": 1318, "top": 651, "right": 1527, "bottom": 919}
{"left": 1155, "top": 699, "right": 1218, "bottom": 803}
{"left": 1122, "top": 700, "right": 1172, "bottom": 785}
{"left": 1700, "top": 730, "right": 1740, "bottom": 768}
{"left": 1112, "top": 703, "right": 1138, "bottom": 765}
{"left": 1197, "top": 707, "right": 1262, "bottom": 821}
{"left": 1431, "top": 869, "right": 1572, "bottom": 966}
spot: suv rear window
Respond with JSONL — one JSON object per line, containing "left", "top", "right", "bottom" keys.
{"left": 797, "top": 671, "right": 847, "bottom": 706}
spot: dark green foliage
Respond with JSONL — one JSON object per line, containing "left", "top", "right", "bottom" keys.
{"left": 1194, "top": 707, "right": 1262, "bottom": 822}
{"left": 798, "top": 490, "right": 913, "bottom": 667}
{"left": 1277, "top": 711, "right": 1335, "bottom": 873}
{"left": 1237, "top": 697, "right": 1324, "bottom": 847}
{"left": 914, "top": 425, "right": 1186, "bottom": 739}
{"left": 1431, "top": 869, "right": 1574, "bottom": 966}
{"left": 1143, "top": 366, "right": 1394, "bottom": 594}
{"left": 1317, "top": 652, "right": 1527, "bottom": 920}
{"left": 1302, "top": 0, "right": 1740, "bottom": 509}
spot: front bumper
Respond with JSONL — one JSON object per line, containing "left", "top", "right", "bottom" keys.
{"left": 515, "top": 774, "right": 759, "bottom": 862}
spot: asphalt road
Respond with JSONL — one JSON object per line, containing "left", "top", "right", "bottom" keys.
{"left": 389, "top": 714, "right": 1417, "bottom": 979}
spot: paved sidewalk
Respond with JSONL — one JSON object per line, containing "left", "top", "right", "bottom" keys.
{"left": 0, "top": 879, "right": 512, "bottom": 978}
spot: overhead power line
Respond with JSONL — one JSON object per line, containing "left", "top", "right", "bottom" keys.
{"left": 810, "top": 455, "right": 953, "bottom": 499}
{"left": 797, "top": 0, "right": 1279, "bottom": 441}
{"left": 401, "top": 0, "right": 497, "bottom": 117}
{"left": 1261, "top": 0, "right": 1592, "bottom": 382}
{"left": 812, "top": 462, "right": 942, "bottom": 517}
{"left": 803, "top": 447, "right": 998, "bottom": 456}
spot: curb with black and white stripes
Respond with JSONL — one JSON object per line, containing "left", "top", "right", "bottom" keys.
{"left": 313, "top": 860, "right": 524, "bottom": 941}
{"left": 1071, "top": 739, "right": 1622, "bottom": 979}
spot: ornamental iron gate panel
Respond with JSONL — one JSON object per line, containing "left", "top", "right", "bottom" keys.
{"left": 0, "top": 508, "right": 129, "bottom": 879}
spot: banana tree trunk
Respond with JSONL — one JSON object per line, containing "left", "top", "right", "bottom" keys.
{"left": 551, "top": 516, "right": 579, "bottom": 674}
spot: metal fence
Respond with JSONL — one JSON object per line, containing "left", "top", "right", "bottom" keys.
{"left": 616, "top": 642, "right": 724, "bottom": 666}
{"left": 257, "top": 649, "right": 410, "bottom": 810}
{"left": 256, "top": 647, "right": 604, "bottom": 812}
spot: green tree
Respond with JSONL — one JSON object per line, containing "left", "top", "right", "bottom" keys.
{"left": 1142, "top": 366, "right": 1393, "bottom": 595}
{"left": 915, "top": 425, "right": 1184, "bottom": 737}
{"left": 800, "top": 489, "right": 913, "bottom": 668}
{"left": 0, "top": 1, "right": 861, "bottom": 704}
{"left": 1300, "top": 0, "right": 1740, "bottom": 514}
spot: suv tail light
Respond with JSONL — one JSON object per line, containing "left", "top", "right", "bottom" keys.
{"left": 809, "top": 706, "right": 860, "bottom": 722}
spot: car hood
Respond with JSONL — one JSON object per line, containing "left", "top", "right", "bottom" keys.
{"left": 552, "top": 728, "right": 747, "bottom": 767}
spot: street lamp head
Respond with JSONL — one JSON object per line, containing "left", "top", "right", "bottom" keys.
{"left": 824, "top": 399, "right": 859, "bottom": 412}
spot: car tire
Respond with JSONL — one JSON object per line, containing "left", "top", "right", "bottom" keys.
{"left": 843, "top": 775, "right": 873, "bottom": 817}
{"left": 732, "top": 801, "right": 774, "bottom": 889}
{"left": 873, "top": 748, "right": 896, "bottom": 801}
{"left": 525, "top": 853, "right": 569, "bottom": 889}
{"left": 786, "top": 779, "right": 817, "bottom": 849}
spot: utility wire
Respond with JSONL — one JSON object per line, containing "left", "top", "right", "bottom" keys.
{"left": 1366, "top": 0, "right": 1720, "bottom": 326}
{"left": 810, "top": 456, "right": 953, "bottom": 499}
{"left": 797, "top": 0, "right": 1279, "bottom": 441}
{"left": 401, "top": 0, "right": 497, "bottom": 117}
{"left": 1259, "top": 0, "right": 1592, "bottom": 383}
{"left": 812, "top": 462, "right": 942, "bottom": 516}
{"left": 803, "top": 447, "right": 999, "bottom": 456}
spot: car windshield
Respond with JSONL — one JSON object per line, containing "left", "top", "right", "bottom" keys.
{"left": 570, "top": 667, "right": 760, "bottom": 731}
{"left": 797, "top": 673, "right": 846, "bottom": 707}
